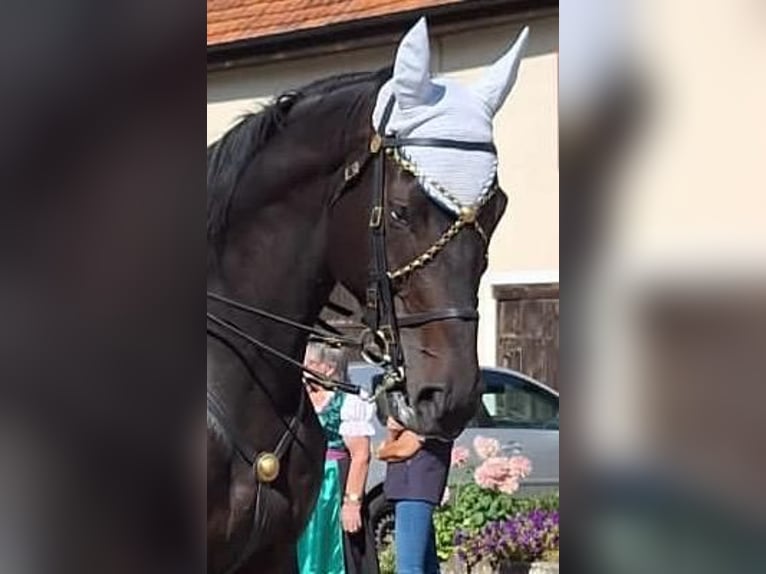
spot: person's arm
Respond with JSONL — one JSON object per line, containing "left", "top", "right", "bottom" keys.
{"left": 340, "top": 435, "right": 370, "bottom": 533}
{"left": 376, "top": 429, "right": 424, "bottom": 461}
{"left": 338, "top": 395, "right": 376, "bottom": 533}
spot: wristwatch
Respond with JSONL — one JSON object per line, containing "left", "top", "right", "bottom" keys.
{"left": 344, "top": 493, "right": 362, "bottom": 505}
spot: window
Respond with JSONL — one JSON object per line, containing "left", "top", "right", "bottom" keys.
{"left": 475, "top": 371, "right": 559, "bottom": 429}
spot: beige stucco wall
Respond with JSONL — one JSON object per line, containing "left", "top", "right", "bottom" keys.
{"left": 207, "top": 14, "right": 559, "bottom": 364}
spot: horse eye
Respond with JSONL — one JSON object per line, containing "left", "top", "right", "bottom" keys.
{"left": 391, "top": 205, "right": 409, "bottom": 224}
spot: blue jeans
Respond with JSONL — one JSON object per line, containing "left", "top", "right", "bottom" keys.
{"left": 394, "top": 500, "right": 439, "bottom": 574}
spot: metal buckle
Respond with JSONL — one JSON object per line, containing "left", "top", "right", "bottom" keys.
{"left": 366, "top": 287, "right": 378, "bottom": 310}
{"left": 344, "top": 161, "right": 360, "bottom": 182}
{"left": 369, "top": 206, "right": 382, "bottom": 228}
{"left": 360, "top": 328, "right": 391, "bottom": 366}
{"left": 370, "top": 133, "right": 383, "bottom": 154}
{"left": 459, "top": 206, "right": 477, "bottom": 224}
{"left": 379, "top": 325, "right": 396, "bottom": 345}
{"left": 367, "top": 366, "right": 406, "bottom": 403}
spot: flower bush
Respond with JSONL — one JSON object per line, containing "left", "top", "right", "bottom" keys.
{"left": 472, "top": 436, "right": 501, "bottom": 459}
{"left": 454, "top": 509, "right": 560, "bottom": 568}
{"left": 432, "top": 436, "right": 559, "bottom": 564}
{"left": 474, "top": 455, "right": 532, "bottom": 494}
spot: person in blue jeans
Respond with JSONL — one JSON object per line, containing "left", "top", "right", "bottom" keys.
{"left": 378, "top": 417, "right": 453, "bottom": 574}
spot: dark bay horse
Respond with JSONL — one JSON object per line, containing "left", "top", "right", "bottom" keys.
{"left": 207, "top": 18, "right": 528, "bottom": 574}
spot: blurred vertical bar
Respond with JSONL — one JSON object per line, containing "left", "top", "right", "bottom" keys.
{"left": 0, "top": 1, "right": 206, "bottom": 573}
{"left": 561, "top": 0, "right": 766, "bottom": 571}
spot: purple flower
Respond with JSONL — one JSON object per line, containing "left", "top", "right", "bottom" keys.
{"left": 454, "top": 508, "right": 560, "bottom": 564}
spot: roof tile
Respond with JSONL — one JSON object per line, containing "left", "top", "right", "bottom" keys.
{"left": 208, "top": 0, "right": 463, "bottom": 45}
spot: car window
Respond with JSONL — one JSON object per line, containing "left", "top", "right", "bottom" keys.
{"left": 473, "top": 371, "right": 559, "bottom": 430}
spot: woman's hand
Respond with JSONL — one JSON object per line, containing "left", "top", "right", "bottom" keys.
{"left": 376, "top": 430, "right": 423, "bottom": 461}
{"left": 341, "top": 501, "right": 362, "bottom": 533}
{"left": 385, "top": 416, "right": 404, "bottom": 442}
{"left": 386, "top": 416, "right": 405, "bottom": 432}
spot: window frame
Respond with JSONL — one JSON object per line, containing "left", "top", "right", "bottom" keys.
{"left": 474, "top": 370, "right": 559, "bottom": 430}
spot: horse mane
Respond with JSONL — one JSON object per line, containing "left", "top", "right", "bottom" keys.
{"left": 206, "top": 67, "right": 391, "bottom": 247}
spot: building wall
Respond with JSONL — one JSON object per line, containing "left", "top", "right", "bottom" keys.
{"left": 207, "top": 14, "right": 559, "bottom": 366}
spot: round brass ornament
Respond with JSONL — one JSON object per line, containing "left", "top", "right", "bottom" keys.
{"left": 370, "top": 134, "right": 383, "bottom": 154}
{"left": 459, "top": 206, "right": 477, "bottom": 224}
{"left": 254, "top": 452, "right": 280, "bottom": 483}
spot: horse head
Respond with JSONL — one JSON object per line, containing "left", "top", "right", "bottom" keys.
{"left": 330, "top": 18, "right": 529, "bottom": 439}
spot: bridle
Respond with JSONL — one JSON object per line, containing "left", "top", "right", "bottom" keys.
{"left": 206, "top": 92, "right": 500, "bottom": 572}
{"left": 350, "top": 94, "right": 499, "bottom": 408}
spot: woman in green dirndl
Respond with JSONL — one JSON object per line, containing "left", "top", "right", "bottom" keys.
{"left": 297, "top": 342, "right": 380, "bottom": 574}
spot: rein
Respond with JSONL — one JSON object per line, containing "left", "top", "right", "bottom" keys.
{"left": 206, "top": 291, "right": 361, "bottom": 395}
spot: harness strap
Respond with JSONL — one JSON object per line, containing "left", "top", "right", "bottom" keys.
{"left": 366, "top": 96, "right": 405, "bottom": 380}
{"left": 329, "top": 149, "right": 376, "bottom": 207}
{"left": 383, "top": 136, "right": 496, "bottom": 154}
{"left": 397, "top": 307, "right": 479, "bottom": 328}
{"left": 209, "top": 385, "right": 308, "bottom": 574}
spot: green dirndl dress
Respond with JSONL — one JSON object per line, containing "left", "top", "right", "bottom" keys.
{"left": 296, "top": 392, "right": 379, "bottom": 574}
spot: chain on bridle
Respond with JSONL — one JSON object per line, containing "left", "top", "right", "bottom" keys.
{"left": 382, "top": 146, "right": 494, "bottom": 280}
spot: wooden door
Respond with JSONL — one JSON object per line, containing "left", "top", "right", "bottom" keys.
{"left": 495, "top": 283, "right": 559, "bottom": 390}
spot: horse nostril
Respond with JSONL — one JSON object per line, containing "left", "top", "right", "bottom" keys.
{"left": 418, "top": 347, "right": 439, "bottom": 358}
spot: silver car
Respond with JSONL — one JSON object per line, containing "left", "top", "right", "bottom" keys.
{"left": 348, "top": 363, "right": 560, "bottom": 547}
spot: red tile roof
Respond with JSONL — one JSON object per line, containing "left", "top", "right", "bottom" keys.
{"left": 207, "top": 0, "right": 464, "bottom": 46}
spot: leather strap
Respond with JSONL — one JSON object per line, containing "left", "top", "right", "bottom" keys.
{"left": 208, "top": 383, "right": 308, "bottom": 574}
{"left": 397, "top": 307, "right": 479, "bottom": 328}
{"left": 329, "top": 149, "right": 375, "bottom": 207}
{"left": 366, "top": 96, "right": 406, "bottom": 377}
{"left": 383, "top": 136, "right": 496, "bottom": 154}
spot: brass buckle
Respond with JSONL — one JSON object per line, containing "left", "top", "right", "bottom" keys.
{"left": 370, "top": 133, "right": 383, "bottom": 154}
{"left": 459, "top": 205, "right": 477, "bottom": 224}
{"left": 369, "top": 206, "right": 382, "bottom": 228}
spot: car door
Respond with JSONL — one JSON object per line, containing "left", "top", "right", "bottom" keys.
{"left": 456, "top": 369, "right": 559, "bottom": 494}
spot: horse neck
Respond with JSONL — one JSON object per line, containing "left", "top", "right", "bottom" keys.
{"left": 209, "top": 230, "right": 333, "bottom": 368}
{"left": 209, "top": 86, "right": 375, "bottom": 359}
{"left": 210, "top": 156, "right": 359, "bottom": 354}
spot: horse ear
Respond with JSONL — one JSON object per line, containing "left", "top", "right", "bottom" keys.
{"left": 392, "top": 17, "right": 436, "bottom": 109}
{"left": 472, "top": 26, "right": 530, "bottom": 116}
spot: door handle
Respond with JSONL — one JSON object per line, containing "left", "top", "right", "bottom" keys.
{"left": 503, "top": 441, "right": 523, "bottom": 454}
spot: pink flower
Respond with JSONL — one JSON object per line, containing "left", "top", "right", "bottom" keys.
{"left": 440, "top": 486, "right": 451, "bottom": 506}
{"left": 473, "top": 436, "right": 500, "bottom": 460}
{"left": 450, "top": 446, "right": 470, "bottom": 468}
{"left": 473, "top": 455, "right": 533, "bottom": 492}
{"left": 508, "top": 455, "right": 533, "bottom": 479}
{"left": 473, "top": 462, "right": 495, "bottom": 489}
{"left": 499, "top": 477, "right": 520, "bottom": 495}
{"left": 473, "top": 456, "right": 508, "bottom": 489}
